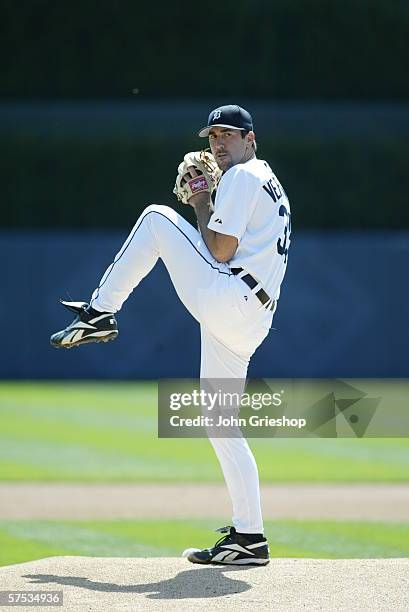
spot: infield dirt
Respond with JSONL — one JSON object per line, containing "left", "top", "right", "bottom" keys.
{"left": 0, "top": 483, "right": 408, "bottom": 520}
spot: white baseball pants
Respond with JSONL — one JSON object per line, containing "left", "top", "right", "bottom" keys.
{"left": 90, "top": 205, "right": 274, "bottom": 534}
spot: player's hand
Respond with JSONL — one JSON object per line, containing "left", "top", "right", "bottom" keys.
{"left": 182, "top": 166, "right": 211, "bottom": 208}
{"left": 173, "top": 150, "right": 221, "bottom": 210}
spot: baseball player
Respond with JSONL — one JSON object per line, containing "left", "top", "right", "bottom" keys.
{"left": 50, "top": 105, "right": 291, "bottom": 565}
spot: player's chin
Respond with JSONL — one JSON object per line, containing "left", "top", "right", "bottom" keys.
{"left": 216, "top": 156, "right": 233, "bottom": 171}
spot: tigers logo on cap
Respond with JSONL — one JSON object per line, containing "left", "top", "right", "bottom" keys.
{"left": 198, "top": 105, "right": 253, "bottom": 138}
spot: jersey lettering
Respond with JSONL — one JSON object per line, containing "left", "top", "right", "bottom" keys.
{"left": 263, "top": 177, "right": 283, "bottom": 203}
{"left": 277, "top": 204, "right": 291, "bottom": 263}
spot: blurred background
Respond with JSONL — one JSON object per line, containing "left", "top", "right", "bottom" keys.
{"left": 1, "top": 0, "right": 408, "bottom": 379}
{"left": 0, "top": 0, "right": 409, "bottom": 566}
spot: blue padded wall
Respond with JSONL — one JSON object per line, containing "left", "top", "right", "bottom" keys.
{"left": 1, "top": 230, "right": 408, "bottom": 379}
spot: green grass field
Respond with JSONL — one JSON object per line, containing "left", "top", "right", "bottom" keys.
{"left": 1, "top": 519, "right": 409, "bottom": 567}
{"left": 1, "top": 381, "right": 409, "bottom": 482}
{"left": 1, "top": 381, "right": 408, "bottom": 567}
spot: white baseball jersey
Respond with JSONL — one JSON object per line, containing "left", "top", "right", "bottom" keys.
{"left": 207, "top": 158, "right": 291, "bottom": 300}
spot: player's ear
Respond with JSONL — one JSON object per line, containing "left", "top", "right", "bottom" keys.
{"left": 247, "top": 130, "right": 255, "bottom": 143}
{"left": 247, "top": 131, "right": 256, "bottom": 149}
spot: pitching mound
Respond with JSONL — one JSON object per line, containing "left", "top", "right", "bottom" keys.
{"left": 0, "top": 556, "right": 408, "bottom": 611}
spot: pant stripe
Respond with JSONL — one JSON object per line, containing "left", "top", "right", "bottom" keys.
{"left": 91, "top": 209, "right": 232, "bottom": 307}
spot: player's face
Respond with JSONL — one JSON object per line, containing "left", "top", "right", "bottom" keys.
{"left": 208, "top": 127, "right": 255, "bottom": 171}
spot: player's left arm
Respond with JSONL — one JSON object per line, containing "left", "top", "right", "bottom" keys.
{"left": 191, "top": 195, "right": 238, "bottom": 263}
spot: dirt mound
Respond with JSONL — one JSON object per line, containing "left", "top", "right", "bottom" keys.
{"left": 0, "top": 556, "right": 408, "bottom": 611}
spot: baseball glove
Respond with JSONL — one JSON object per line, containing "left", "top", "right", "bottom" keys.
{"left": 173, "top": 150, "right": 221, "bottom": 207}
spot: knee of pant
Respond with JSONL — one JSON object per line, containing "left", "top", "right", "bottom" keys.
{"left": 143, "top": 204, "right": 173, "bottom": 217}
{"left": 141, "top": 205, "right": 179, "bottom": 235}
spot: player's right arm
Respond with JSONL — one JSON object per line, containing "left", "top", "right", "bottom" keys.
{"left": 190, "top": 194, "right": 238, "bottom": 263}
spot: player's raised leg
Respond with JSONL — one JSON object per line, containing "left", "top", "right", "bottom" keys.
{"left": 90, "top": 204, "right": 227, "bottom": 318}
{"left": 50, "top": 204, "right": 226, "bottom": 348}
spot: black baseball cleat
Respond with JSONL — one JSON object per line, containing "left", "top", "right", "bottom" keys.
{"left": 50, "top": 300, "right": 118, "bottom": 349}
{"left": 187, "top": 526, "right": 270, "bottom": 566}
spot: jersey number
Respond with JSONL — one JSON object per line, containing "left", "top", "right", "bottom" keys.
{"left": 277, "top": 204, "right": 291, "bottom": 263}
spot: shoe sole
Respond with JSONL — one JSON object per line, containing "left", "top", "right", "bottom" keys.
{"left": 188, "top": 555, "right": 269, "bottom": 566}
{"left": 50, "top": 331, "right": 118, "bottom": 349}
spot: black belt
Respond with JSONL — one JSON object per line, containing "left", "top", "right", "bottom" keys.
{"left": 231, "top": 268, "right": 275, "bottom": 310}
